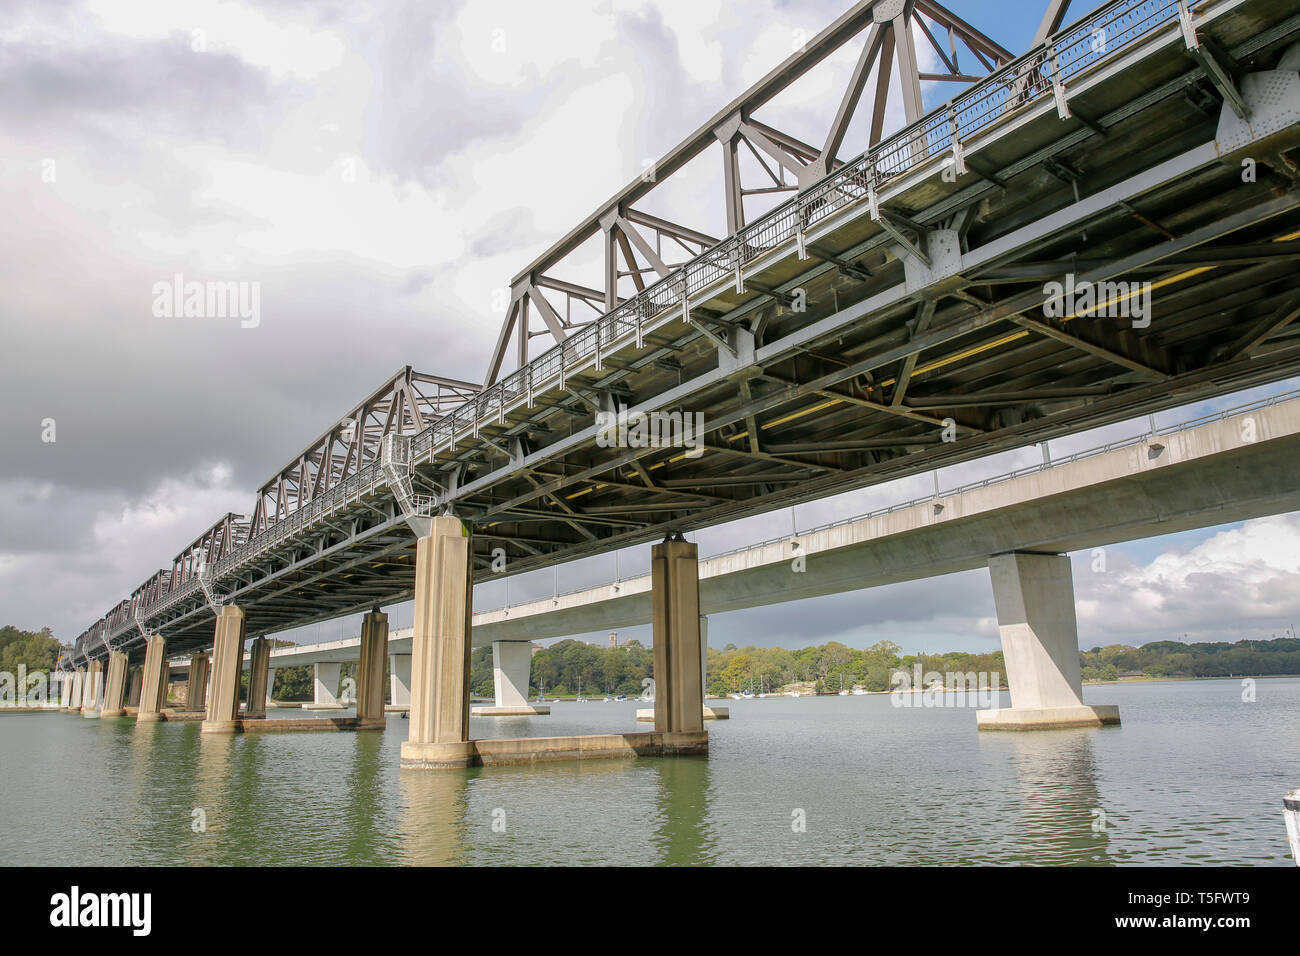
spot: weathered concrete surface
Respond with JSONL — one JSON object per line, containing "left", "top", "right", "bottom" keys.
{"left": 357, "top": 610, "right": 388, "bottom": 725}
{"left": 99, "top": 652, "right": 128, "bottom": 717}
{"left": 402, "top": 517, "right": 474, "bottom": 767}
{"left": 244, "top": 636, "right": 270, "bottom": 720}
{"left": 137, "top": 634, "right": 169, "bottom": 723}
{"left": 400, "top": 731, "right": 709, "bottom": 769}
{"left": 652, "top": 539, "right": 704, "bottom": 736}
{"left": 202, "top": 605, "right": 246, "bottom": 734}
{"left": 187, "top": 652, "right": 209, "bottom": 712}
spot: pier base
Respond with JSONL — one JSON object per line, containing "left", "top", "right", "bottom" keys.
{"left": 401, "top": 731, "right": 709, "bottom": 769}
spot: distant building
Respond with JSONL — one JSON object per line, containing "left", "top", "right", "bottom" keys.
{"left": 608, "top": 632, "right": 617, "bottom": 648}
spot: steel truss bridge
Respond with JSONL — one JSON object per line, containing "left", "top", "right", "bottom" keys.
{"left": 73, "top": 0, "right": 1300, "bottom": 667}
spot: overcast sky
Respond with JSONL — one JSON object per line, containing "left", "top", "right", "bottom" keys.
{"left": 4, "top": 0, "right": 1299, "bottom": 656}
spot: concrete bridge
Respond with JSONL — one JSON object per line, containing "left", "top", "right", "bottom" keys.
{"left": 58, "top": 0, "right": 1300, "bottom": 765}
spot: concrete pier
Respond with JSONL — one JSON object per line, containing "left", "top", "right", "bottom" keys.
{"left": 99, "top": 650, "right": 129, "bottom": 718}
{"left": 137, "top": 635, "right": 168, "bottom": 722}
{"left": 126, "top": 666, "right": 143, "bottom": 709}
{"left": 305, "top": 662, "right": 343, "bottom": 710}
{"left": 266, "top": 666, "right": 278, "bottom": 707}
{"left": 80, "top": 660, "right": 103, "bottom": 716}
{"left": 59, "top": 670, "right": 77, "bottom": 710}
{"left": 472, "top": 640, "right": 549, "bottom": 716}
{"left": 977, "top": 552, "right": 1119, "bottom": 731}
{"left": 187, "top": 652, "right": 210, "bottom": 713}
{"left": 402, "top": 516, "right": 475, "bottom": 769}
{"left": 244, "top": 636, "right": 270, "bottom": 720}
{"left": 63, "top": 669, "right": 84, "bottom": 712}
{"left": 388, "top": 653, "right": 410, "bottom": 712}
{"left": 356, "top": 609, "right": 389, "bottom": 727}
{"left": 202, "top": 605, "right": 247, "bottom": 734}
{"left": 651, "top": 537, "right": 706, "bottom": 738}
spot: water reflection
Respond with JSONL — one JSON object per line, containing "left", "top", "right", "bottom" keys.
{"left": 650, "top": 755, "right": 716, "bottom": 866}
{"left": 981, "top": 728, "right": 1111, "bottom": 864}
{"left": 399, "top": 768, "right": 471, "bottom": 865}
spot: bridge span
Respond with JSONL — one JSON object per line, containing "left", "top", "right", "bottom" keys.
{"left": 159, "top": 389, "right": 1300, "bottom": 725}
{"left": 58, "top": 0, "right": 1300, "bottom": 765}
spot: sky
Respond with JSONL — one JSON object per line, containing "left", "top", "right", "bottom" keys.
{"left": 3, "top": 0, "right": 1299, "bottom": 656}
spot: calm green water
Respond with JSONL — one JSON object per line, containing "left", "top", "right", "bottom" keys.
{"left": 3, "top": 679, "right": 1297, "bottom": 866}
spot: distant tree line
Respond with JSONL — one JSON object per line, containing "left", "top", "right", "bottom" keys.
{"left": 1080, "top": 638, "right": 1300, "bottom": 680}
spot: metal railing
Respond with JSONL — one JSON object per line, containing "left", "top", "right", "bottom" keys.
{"left": 476, "top": 386, "right": 1300, "bottom": 614}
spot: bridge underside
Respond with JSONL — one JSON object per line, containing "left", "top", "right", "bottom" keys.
{"left": 94, "top": 1, "right": 1300, "bottom": 664}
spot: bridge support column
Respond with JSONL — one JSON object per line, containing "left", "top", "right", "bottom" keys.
{"left": 202, "top": 605, "right": 246, "bottom": 734}
{"left": 473, "top": 641, "right": 549, "bottom": 716}
{"left": 651, "top": 537, "right": 707, "bottom": 743}
{"left": 357, "top": 610, "right": 389, "bottom": 727}
{"left": 187, "top": 653, "right": 209, "bottom": 713}
{"left": 307, "top": 662, "right": 342, "bottom": 709}
{"left": 266, "top": 667, "right": 277, "bottom": 707}
{"left": 388, "top": 654, "right": 410, "bottom": 710}
{"left": 126, "top": 666, "right": 143, "bottom": 709}
{"left": 80, "top": 660, "right": 103, "bottom": 715}
{"left": 63, "top": 669, "right": 83, "bottom": 712}
{"left": 401, "top": 516, "right": 475, "bottom": 769}
{"left": 137, "top": 635, "right": 169, "bottom": 723}
{"left": 977, "top": 553, "right": 1119, "bottom": 731}
{"left": 244, "top": 637, "right": 270, "bottom": 720}
{"left": 99, "top": 651, "right": 128, "bottom": 717}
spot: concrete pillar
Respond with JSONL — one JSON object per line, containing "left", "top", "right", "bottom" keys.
{"left": 187, "top": 652, "right": 209, "bottom": 713}
{"left": 126, "top": 666, "right": 143, "bottom": 708}
{"left": 401, "top": 515, "right": 474, "bottom": 769}
{"left": 472, "top": 641, "right": 549, "bottom": 715}
{"left": 137, "top": 635, "right": 169, "bottom": 723}
{"left": 977, "top": 552, "right": 1120, "bottom": 731}
{"left": 99, "top": 650, "right": 129, "bottom": 718}
{"left": 494, "top": 641, "right": 531, "bottom": 707}
{"left": 651, "top": 537, "right": 705, "bottom": 736}
{"left": 80, "top": 660, "right": 103, "bottom": 714}
{"left": 266, "top": 667, "right": 277, "bottom": 706}
{"left": 59, "top": 671, "right": 74, "bottom": 709}
{"left": 244, "top": 637, "right": 270, "bottom": 720}
{"left": 389, "top": 654, "right": 411, "bottom": 709}
{"left": 64, "top": 669, "right": 84, "bottom": 711}
{"left": 310, "top": 662, "right": 342, "bottom": 708}
{"left": 201, "top": 605, "right": 246, "bottom": 733}
{"left": 357, "top": 609, "right": 389, "bottom": 726}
